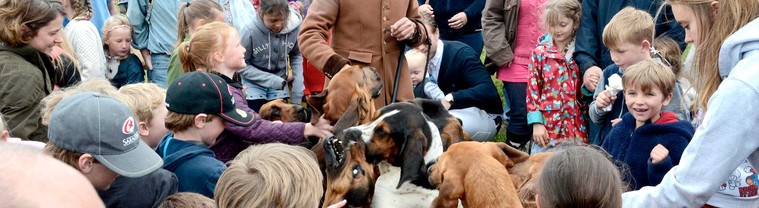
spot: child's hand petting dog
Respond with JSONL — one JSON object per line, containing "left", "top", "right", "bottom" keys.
{"left": 532, "top": 124, "right": 549, "bottom": 147}
{"left": 650, "top": 144, "right": 669, "bottom": 164}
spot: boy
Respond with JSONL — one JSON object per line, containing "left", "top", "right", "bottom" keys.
{"left": 589, "top": 7, "right": 687, "bottom": 145}
{"left": 45, "top": 92, "right": 164, "bottom": 191}
{"left": 157, "top": 71, "right": 254, "bottom": 198}
{"left": 601, "top": 60, "right": 693, "bottom": 190}
{"left": 99, "top": 83, "right": 178, "bottom": 208}
{"left": 406, "top": 49, "right": 445, "bottom": 100}
{"left": 240, "top": 0, "right": 304, "bottom": 111}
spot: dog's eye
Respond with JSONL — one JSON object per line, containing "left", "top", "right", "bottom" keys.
{"left": 374, "top": 129, "right": 386, "bottom": 137}
{"left": 352, "top": 164, "right": 362, "bottom": 178}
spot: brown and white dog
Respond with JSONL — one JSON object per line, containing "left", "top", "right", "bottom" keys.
{"left": 258, "top": 99, "right": 310, "bottom": 123}
{"left": 408, "top": 98, "right": 472, "bottom": 150}
{"left": 344, "top": 102, "right": 445, "bottom": 208}
{"left": 428, "top": 142, "right": 529, "bottom": 208}
{"left": 307, "top": 65, "right": 383, "bottom": 126}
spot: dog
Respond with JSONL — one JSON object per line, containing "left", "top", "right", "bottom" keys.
{"left": 407, "top": 98, "right": 472, "bottom": 150}
{"left": 508, "top": 152, "right": 554, "bottom": 208}
{"left": 258, "top": 99, "right": 310, "bottom": 123}
{"left": 306, "top": 65, "right": 383, "bottom": 126}
{"left": 321, "top": 129, "right": 378, "bottom": 208}
{"left": 344, "top": 102, "right": 445, "bottom": 208}
{"left": 428, "top": 142, "right": 529, "bottom": 208}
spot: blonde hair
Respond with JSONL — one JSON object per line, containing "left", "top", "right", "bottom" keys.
{"left": 405, "top": 49, "right": 426, "bottom": 69}
{"left": 118, "top": 83, "right": 166, "bottom": 126}
{"left": 40, "top": 80, "right": 122, "bottom": 125}
{"left": 101, "top": 15, "right": 132, "bottom": 57}
{"left": 176, "top": 0, "right": 223, "bottom": 46}
{"left": 51, "top": 31, "right": 80, "bottom": 71}
{"left": 0, "top": 0, "right": 65, "bottom": 47}
{"left": 602, "top": 7, "right": 654, "bottom": 49}
{"left": 44, "top": 142, "right": 84, "bottom": 169}
{"left": 214, "top": 143, "right": 323, "bottom": 208}
{"left": 158, "top": 192, "right": 215, "bottom": 208}
{"left": 622, "top": 59, "right": 676, "bottom": 97}
{"left": 665, "top": 0, "right": 759, "bottom": 111}
{"left": 543, "top": 0, "right": 582, "bottom": 32}
{"left": 178, "top": 22, "right": 236, "bottom": 74}
{"left": 537, "top": 145, "right": 623, "bottom": 208}
{"left": 69, "top": 0, "right": 92, "bottom": 19}
{"left": 654, "top": 36, "right": 683, "bottom": 77}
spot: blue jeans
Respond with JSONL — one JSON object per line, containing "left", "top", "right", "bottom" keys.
{"left": 503, "top": 82, "right": 531, "bottom": 137}
{"left": 443, "top": 32, "right": 483, "bottom": 57}
{"left": 148, "top": 53, "right": 170, "bottom": 88}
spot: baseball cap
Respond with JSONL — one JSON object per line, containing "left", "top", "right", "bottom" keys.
{"left": 165, "top": 71, "right": 255, "bottom": 126}
{"left": 48, "top": 92, "right": 163, "bottom": 178}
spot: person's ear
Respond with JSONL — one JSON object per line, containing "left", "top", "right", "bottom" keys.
{"left": 641, "top": 40, "right": 652, "bottom": 54}
{"left": 194, "top": 114, "right": 208, "bottom": 128}
{"left": 213, "top": 51, "right": 224, "bottom": 64}
{"left": 711, "top": 0, "right": 720, "bottom": 17}
{"left": 662, "top": 92, "right": 673, "bottom": 106}
{"left": 138, "top": 121, "right": 150, "bottom": 137}
{"left": 77, "top": 154, "right": 96, "bottom": 174}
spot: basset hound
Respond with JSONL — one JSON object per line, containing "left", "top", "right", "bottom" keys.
{"left": 428, "top": 142, "right": 529, "bottom": 208}
{"left": 407, "top": 98, "right": 472, "bottom": 150}
{"left": 344, "top": 102, "right": 445, "bottom": 208}
{"left": 258, "top": 99, "right": 310, "bottom": 123}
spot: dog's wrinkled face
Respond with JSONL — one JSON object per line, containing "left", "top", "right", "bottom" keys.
{"left": 322, "top": 131, "right": 377, "bottom": 208}
{"left": 307, "top": 66, "right": 383, "bottom": 125}
{"left": 408, "top": 98, "right": 471, "bottom": 150}
{"left": 346, "top": 102, "right": 441, "bottom": 189}
{"left": 259, "top": 99, "right": 309, "bottom": 122}
{"left": 509, "top": 152, "right": 554, "bottom": 208}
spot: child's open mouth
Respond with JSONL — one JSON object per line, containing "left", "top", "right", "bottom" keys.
{"left": 632, "top": 107, "right": 648, "bottom": 115}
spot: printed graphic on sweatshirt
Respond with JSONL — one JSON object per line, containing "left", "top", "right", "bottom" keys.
{"left": 718, "top": 160, "right": 759, "bottom": 199}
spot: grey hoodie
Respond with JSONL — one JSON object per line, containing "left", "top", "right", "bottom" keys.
{"left": 239, "top": 7, "right": 304, "bottom": 104}
{"left": 622, "top": 18, "right": 759, "bottom": 207}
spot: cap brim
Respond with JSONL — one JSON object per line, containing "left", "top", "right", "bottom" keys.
{"left": 220, "top": 108, "right": 256, "bottom": 127}
{"left": 94, "top": 140, "right": 163, "bottom": 178}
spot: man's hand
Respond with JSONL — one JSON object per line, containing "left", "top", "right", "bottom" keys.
{"left": 418, "top": 4, "right": 434, "bottom": 17}
{"left": 650, "top": 144, "right": 670, "bottom": 164}
{"left": 583, "top": 66, "right": 602, "bottom": 91}
{"left": 140, "top": 49, "right": 153, "bottom": 70}
{"left": 390, "top": 17, "right": 417, "bottom": 41}
{"left": 441, "top": 99, "right": 451, "bottom": 110}
{"left": 532, "top": 124, "right": 549, "bottom": 147}
{"left": 448, "top": 12, "right": 468, "bottom": 29}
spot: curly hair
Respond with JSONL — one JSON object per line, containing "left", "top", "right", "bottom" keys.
{"left": 0, "top": 0, "right": 65, "bottom": 47}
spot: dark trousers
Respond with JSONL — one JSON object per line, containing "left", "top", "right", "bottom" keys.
{"left": 442, "top": 32, "right": 483, "bottom": 57}
{"left": 503, "top": 82, "right": 532, "bottom": 141}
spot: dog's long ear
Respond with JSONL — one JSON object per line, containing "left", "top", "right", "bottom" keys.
{"left": 333, "top": 97, "right": 364, "bottom": 136}
{"left": 306, "top": 89, "right": 327, "bottom": 124}
{"left": 494, "top": 142, "right": 530, "bottom": 168}
{"left": 396, "top": 130, "right": 427, "bottom": 189}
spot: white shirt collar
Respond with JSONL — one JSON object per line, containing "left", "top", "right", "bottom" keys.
{"left": 428, "top": 40, "right": 445, "bottom": 81}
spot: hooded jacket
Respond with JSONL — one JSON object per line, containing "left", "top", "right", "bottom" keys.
{"left": 602, "top": 111, "right": 693, "bottom": 190}
{"left": 98, "top": 169, "right": 178, "bottom": 208}
{"left": 240, "top": 7, "right": 304, "bottom": 104}
{"left": 622, "top": 18, "right": 759, "bottom": 208}
{"left": 0, "top": 42, "right": 55, "bottom": 142}
{"left": 155, "top": 134, "right": 225, "bottom": 198}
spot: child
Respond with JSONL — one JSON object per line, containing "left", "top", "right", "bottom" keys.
{"left": 176, "top": 22, "right": 331, "bottom": 163}
{"left": 653, "top": 36, "right": 690, "bottom": 122}
{"left": 601, "top": 60, "right": 694, "bottom": 190}
{"left": 102, "top": 15, "right": 145, "bottom": 88}
{"left": 50, "top": 32, "right": 81, "bottom": 88}
{"left": 63, "top": 0, "right": 108, "bottom": 81}
{"left": 526, "top": 0, "right": 587, "bottom": 154}
{"left": 157, "top": 71, "right": 255, "bottom": 198}
{"left": 214, "top": 143, "right": 322, "bottom": 207}
{"left": 158, "top": 192, "right": 215, "bottom": 208}
{"left": 406, "top": 49, "right": 444, "bottom": 100}
{"left": 241, "top": 0, "right": 304, "bottom": 111}
{"left": 118, "top": 83, "right": 169, "bottom": 148}
{"left": 589, "top": 7, "right": 687, "bottom": 145}
{"left": 536, "top": 145, "right": 623, "bottom": 208}
{"left": 166, "top": 0, "right": 224, "bottom": 84}
{"left": 45, "top": 92, "right": 164, "bottom": 191}
{"left": 41, "top": 79, "right": 120, "bottom": 126}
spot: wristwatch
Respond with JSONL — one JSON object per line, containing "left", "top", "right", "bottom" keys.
{"left": 445, "top": 93, "right": 454, "bottom": 103}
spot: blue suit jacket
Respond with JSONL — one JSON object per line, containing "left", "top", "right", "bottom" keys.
{"left": 435, "top": 40, "right": 503, "bottom": 114}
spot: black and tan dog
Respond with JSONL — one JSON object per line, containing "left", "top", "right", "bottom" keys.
{"left": 407, "top": 98, "right": 472, "bottom": 150}
{"left": 258, "top": 99, "right": 310, "bottom": 123}
{"left": 344, "top": 102, "right": 445, "bottom": 208}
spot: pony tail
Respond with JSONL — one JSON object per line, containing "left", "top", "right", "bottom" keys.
{"left": 177, "top": 41, "right": 196, "bottom": 73}
{"left": 176, "top": 2, "right": 190, "bottom": 47}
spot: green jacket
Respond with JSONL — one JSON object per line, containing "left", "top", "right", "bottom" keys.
{"left": 166, "top": 36, "right": 190, "bottom": 85}
{"left": 0, "top": 42, "right": 55, "bottom": 142}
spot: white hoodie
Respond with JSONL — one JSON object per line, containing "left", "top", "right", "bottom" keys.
{"left": 622, "top": 18, "right": 759, "bottom": 207}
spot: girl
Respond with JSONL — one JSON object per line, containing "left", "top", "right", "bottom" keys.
{"left": 0, "top": 0, "right": 65, "bottom": 141}
{"left": 176, "top": 22, "right": 332, "bottom": 163}
{"left": 166, "top": 0, "right": 224, "bottom": 84}
{"left": 60, "top": 0, "right": 108, "bottom": 81}
{"left": 526, "top": 0, "right": 586, "bottom": 154}
{"left": 536, "top": 145, "right": 623, "bottom": 208}
{"left": 622, "top": 0, "right": 759, "bottom": 207}
{"left": 102, "top": 15, "right": 145, "bottom": 88}
{"left": 50, "top": 31, "right": 81, "bottom": 88}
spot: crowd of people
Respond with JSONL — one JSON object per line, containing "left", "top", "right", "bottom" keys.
{"left": 1, "top": 0, "right": 759, "bottom": 207}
